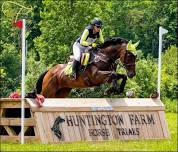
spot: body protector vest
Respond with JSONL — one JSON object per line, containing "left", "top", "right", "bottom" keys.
{"left": 77, "top": 25, "right": 100, "bottom": 46}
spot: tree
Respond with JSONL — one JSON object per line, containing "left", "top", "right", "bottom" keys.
{"left": 0, "top": 0, "right": 177, "bottom": 98}
{"left": 161, "top": 45, "right": 177, "bottom": 99}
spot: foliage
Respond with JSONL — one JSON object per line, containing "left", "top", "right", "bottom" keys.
{"left": 133, "top": 56, "right": 158, "bottom": 97}
{"left": 163, "top": 97, "right": 177, "bottom": 113}
{"left": 105, "top": 0, "right": 176, "bottom": 57}
{"left": 161, "top": 45, "right": 177, "bottom": 99}
{"left": 33, "top": 0, "right": 112, "bottom": 66}
{"left": 0, "top": 0, "right": 177, "bottom": 102}
{"left": 25, "top": 53, "right": 47, "bottom": 92}
{"left": 0, "top": 43, "right": 21, "bottom": 97}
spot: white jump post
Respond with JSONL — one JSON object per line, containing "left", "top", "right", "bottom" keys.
{"left": 158, "top": 26, "right": 168, "bottom": 99}
{"left": 21, "top": 19, "right": 26, "bottom": 144}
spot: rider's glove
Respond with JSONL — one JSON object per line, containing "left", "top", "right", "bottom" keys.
{"left": 92, "top": 43, "right": 97, "bottom": 48}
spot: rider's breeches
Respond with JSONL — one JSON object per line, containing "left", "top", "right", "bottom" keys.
{"left": 73, "top": 42, "right": 90, "bottom": 62}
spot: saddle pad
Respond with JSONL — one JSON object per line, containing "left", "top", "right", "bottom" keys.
{"left": 81, "top": 53, "right": 90, "bottom": 66}
{"left": 64, "top": 63, "right": 72, "bottom": 76}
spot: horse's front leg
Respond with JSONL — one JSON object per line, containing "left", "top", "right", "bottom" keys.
{"left": 110, "top": 73, "right": 127, "bottom": 94}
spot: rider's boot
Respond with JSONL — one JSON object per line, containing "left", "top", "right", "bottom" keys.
{"left": 72, "top": 60, "right": 80, "bottom": 80}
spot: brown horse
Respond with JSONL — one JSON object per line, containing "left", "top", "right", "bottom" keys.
{"left": 35, "top": 37, "right": 137, "bottom": 98}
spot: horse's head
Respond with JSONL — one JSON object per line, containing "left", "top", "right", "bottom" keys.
{"left": 98, "top": 37, "right": 138, "bottom": 78}
{"left": 119, "top": 40, "right": 139, "bottom": 78}
{"left": 120, "top": 50, "right": 137, "bottom": 78}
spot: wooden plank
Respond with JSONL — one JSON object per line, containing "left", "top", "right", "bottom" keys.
{"left": 146, "top": 111, "right": 164, "bottom": 139}
{"left": 59, "top": 112, "right": 71, "bottom": 142}
{"left": 158, "top": 111, "right": 170, "bottom": 138}
{"left": 113, "top": 106, "right": 165, "bottom": 112}
{"left": 73, "top": 112, "right": 83, "bottom": 141}
{"left": 154, "top": 112, "right": 164, "bottom": 139}
{"left": 0, "top": 98, "right": 22, "bottom": 102}
{"left": 30, "top": 110, "right": 39, "bottom": 137}
{"left": 39, "top": 112, "right": 49, "bottom": 143}
{"left": 44, "top": 112, "right": 55, "bottom": 143}
{"left": 109, "top": 111, "right": 119, "bottom": 140}
{"left": 70, "top": 112, "right": 82, "bottom": 142}
{"left": 137, "top": 112, "right": 149, "bottom": 139}
{"left": 0, "top": 108, "right": 3, "bottom": 116}
{"left": 86, "top": 112, "right": 96, "bottom": 141}
{"left": 34, "top": 112, "right": 48, "bottom": 143}
{"left": 38, "top": 110, "right": 168, "bottom": 142}
{"left": 27, "top": 98, "right": 164, "bottom": 112}
{"left": 106, "top": 112, "right": 115, "bottom": 140}
{"left": 99, "top": 111, "right": 111, "bottom": 141}
{"left": 77, "top": 112, "right": 91, "bottom": 141}
{"left": 145, "top": 112, "right": 155, "bottom": 139}
{"left": 149, "top": 112, "right": 157, "bottom": 139}
{"left": 0, "top": 118, "right": 36, "bottom": 126}
{"left": 29, "top": 106, "right": 164, "bottom": 112}
{"left": 18, "top": 127, "right": 29, "bottom": 136}
{"left": 0, "top": 135, "right": 40, "bottom": 143}
{"left": 136, "top": 112, "right": 156, "bottom": 139}
{"left": 10, "top": 98, "right": 167, "bottom": 143}
{"left": 47, "top": 112, "right": 57, "bottom": 143}
{"left": 54, "top": 112, "right": 66, "bottom": 142}
{"left": 126, "top": 112, "right": 134, "bottom": 140}
{"left": 4, "top": 126, "right": 16, "bottom": 136}
{"left": 132, "top": 112, "right": 141, "bottom": 140}
{"left": 64, "top": 112, "right": 77, "bottom": 142}
{"left": 0, "top": 99, "right": 30, "bottom": 108}
{"left": 118, "top": 112, "right": 126, "bottom": 140}
{"left": 92, "top": 112, "right": 101, "bottom": 141}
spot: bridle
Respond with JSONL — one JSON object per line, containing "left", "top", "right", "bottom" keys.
{"left": 93, "top": 45, "right": 135, "bottom": 70}
{"left": 118, "top": 50, "right": 136, "bottom": 69}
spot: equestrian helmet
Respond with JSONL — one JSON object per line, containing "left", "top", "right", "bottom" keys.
{"left": 91, "top": 18, "right": 103, "bottom": 27}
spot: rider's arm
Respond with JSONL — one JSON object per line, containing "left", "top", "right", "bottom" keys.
{"left": 98, "top": 30, "right": 104, "bottom": 44}
{"left": 80, "top": 29, "right": 91, "bottom": 46}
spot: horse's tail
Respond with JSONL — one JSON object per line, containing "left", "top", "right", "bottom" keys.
{"left": 36, "top": 70, "right": 49, "bottom": 94}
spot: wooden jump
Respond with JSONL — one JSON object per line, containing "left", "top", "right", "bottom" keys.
{"left": 0, "top": 98, "right": 170, "bottom": 143}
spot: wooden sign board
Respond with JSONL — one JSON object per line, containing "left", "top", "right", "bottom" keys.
{"left": 27, "top": 98, "right": 170, "bottom": 143}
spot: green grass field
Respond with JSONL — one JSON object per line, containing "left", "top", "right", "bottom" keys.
{"left": 1, "top": 113, "right": 177, "bottom": 151}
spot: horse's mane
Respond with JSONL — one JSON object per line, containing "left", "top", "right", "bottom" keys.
{"left": 98, "top": 37, "right": 128, "bottom": 49}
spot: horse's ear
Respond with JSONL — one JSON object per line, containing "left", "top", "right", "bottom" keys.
{"left": 127, "top": 40, "right": 140, "bottom": 53}
{"left": 133, "top": 40, "right": 140, "bottom": 48}
{"left": 128, "top": 40, "right": 132, "bottom": 46}
{"left": 126, "top": 40, "right": 132, "bottom": 50}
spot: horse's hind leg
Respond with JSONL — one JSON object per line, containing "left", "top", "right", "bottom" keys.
{"left": 41, "top": 77, "right": 59, "bottom": 98}
{"left": 42, "top": 87, "right": 57, "bottom": 98}
{"left": 55, "top": 88, "right": 72, "bottom": 98}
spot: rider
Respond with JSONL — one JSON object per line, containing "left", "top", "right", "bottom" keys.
{"left": 72, "top": 17, "right": 104, "bottom": 80}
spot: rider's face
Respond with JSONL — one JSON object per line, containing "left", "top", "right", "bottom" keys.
{"left": 94, "top": 25, "right": 101, "bottom": 33}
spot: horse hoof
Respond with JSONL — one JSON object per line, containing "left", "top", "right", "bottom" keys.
{"left": 104, "top": 90, "right": 109, "bottom": 96}
{"left": 117, "top": 91, "right": 121, "bottom": 95}
{"left": 104, "top": 88, "right": 113, "bottom": 95}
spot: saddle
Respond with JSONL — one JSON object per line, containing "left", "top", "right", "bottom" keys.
{"left": 64, "top": 52, "right": 91, "bottom": 76}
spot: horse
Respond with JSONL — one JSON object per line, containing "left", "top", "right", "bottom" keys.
{"left": 35, "top": 37, "right": 137, "bottom": 98}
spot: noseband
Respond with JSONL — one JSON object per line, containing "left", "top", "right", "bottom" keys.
{"left": 119, "top": 50, "right": 135, "bottom": 68}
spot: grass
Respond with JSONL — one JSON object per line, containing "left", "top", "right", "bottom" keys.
{"left": 163, "top": 98, "right": 177, "bottom": 113}
{"left": 1, "top": 113, "right": 177, "bottom": 152}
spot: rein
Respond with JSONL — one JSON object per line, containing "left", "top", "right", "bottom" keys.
{"left": 117, "top": 60, "right": 135, "bottom": 69}
{"left": 117, "top": 50, "right": 136, "bottom": 69}
{"left": 91, "top": 42, "right": 135, "bottom": 70}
